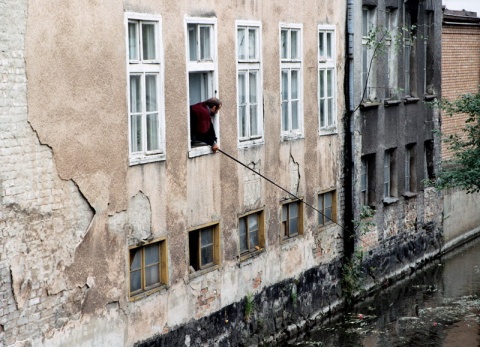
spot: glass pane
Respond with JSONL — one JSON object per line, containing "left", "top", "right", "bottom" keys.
{"left": 250, "top": 105, "right": 258, "bottom": 136}
{"left": 128, "top": 22, "right": 138, "bottom": 60}
{"left": 361, "top": 160, "right": 367, "bottom": 191}
{"left": 142, "top": 23, "right": 156, "bottom": 60}
{"left": 318, "top": 195, "right": 324, "bottom": 224}
{"left": 327, "top": 69, "right": 333, "bottom": 97}
{"left": 248, "top": 29, "right": 256, "bottom": 59}
{"left": 326, "top": 32, "right": 332, "bottom": 58}
{"left": 130, "top": 75, "right": 142, "bottom": 113}
{"left": 319, "top": 32, "right": 324, "bottom": 58}
{"left": 281, "top": 70, "right": 289, "bottom": 131}
{"left": 238, "top": 73, "right": 246, "bottom": 104}
{"left": 130, "top": 270, "right": 141, "bottom": 292}
{"left": 282, "top": 102, "right": 288, "bottom": 131}
{"left": 325, "top": 193, "right": 333, "bottom": 222}
{"left": 291, "top": 30, "right": 298, "bottom": 59}
{"left": 237, "top": 28, "right": 246, "bottom": 60}
{"left": 362, "top": 9, "right": 368, "bottom": 37}
{"left": 281, "top": 71, "right": 289, "bottom": 101}
{"left": 291, "top": 70, "right": 298, "bottom": 99}
{"left": 291, "top": 100, "right": 298, "bottom": 130}
{"left": 188, "top": 25, "right": 197, "bottom": 61}
{"left": 144, "top": 244, "right": 159, "bottom": 265}
{"left": 281, "top": 29, "right": 288, "bottom": 59}
{"left": 145, "top": 264, "right": 160, "bottom": 287}
{"left": 249, "top": 72, "right": 257, "bottom": 103}
{"left": 201, "top": 245, "right": 214, "bottom": 267}
{"left": 147, "top": 113, "right": 159, "bottom": 151}
{"left": 201, "top": 228, "right": 214, "bottom": 247}
{"left": 130, "top": 248, "right": 142, "bottom": 271}
{"left": 239, "top": 105, "right": 247, "bottom": 137}
{"left": 250, "top": 228, "right": 259, "bottom": 249}
{"left": 327, "top": 99, "right": 333, "bottom": 126}
{"left": 248, "top": 214, "right": 259, "bottom": 249}
{"left": 238, "top": 72, "right": 247, "bottom": 137}
{"left": 146, "top": 75, "right": 157, "bottom": 112}
{"left": 319, "top": 70, "right": 325, "bottom": 98}
{"left": 282, "top": 205, "right": 288, "bottom": 222}
{"left": 239, "top": 218, "right": 248, "bottom": 253}
{"left": 200, "top": 26, "right": 211, "bottom": 60}
{"left": 362, "top": 45, "right": 368, "bottom": 91}
{"left": 131, "top": 114, "right": 142, "bottom": 152}
{"left": 289, "top": 216, "right": 298, "bottom": 236}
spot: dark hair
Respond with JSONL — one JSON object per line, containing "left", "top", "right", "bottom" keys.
{"left": 204, "top": 97, "right": 222, "bottom": 108}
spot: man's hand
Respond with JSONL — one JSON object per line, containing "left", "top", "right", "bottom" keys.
{"left": 211, "top": 144, "right": 219, "bottom": 153}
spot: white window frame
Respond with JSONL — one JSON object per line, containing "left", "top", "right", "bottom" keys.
{"left": 185, "top": 17, "right": 219, "bottom": 158}
{"left": 318, "top": 25, "right": 337, "bottom": 134}
{"left": 280, "top": 23, "right": 304, "bottom": 141}
{"left": 385, "top": 8, "right": 399, "bottom": 99}
{"left": 125, "top": 13, "right": 166, "bottom": 166}
{"left": 404, "top": 11, "right": 413, "bottom": 97}
{"left": 236, "top": 20, "right": 264, "bottom": 148}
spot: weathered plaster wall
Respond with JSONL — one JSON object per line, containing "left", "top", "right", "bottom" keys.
{"left": 443, "top": 189, "right": 480, "bottom": 243}
{"left": 8, "top": 0, "right": 347, "bottom": 346}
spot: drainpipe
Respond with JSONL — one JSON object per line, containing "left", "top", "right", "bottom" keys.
{"left": 343, "top": 0, "right": 355, "bottom": 259}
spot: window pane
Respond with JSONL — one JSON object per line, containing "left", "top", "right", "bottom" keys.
{"left": 237, "top": 28, "right": 246, "bottom": 60}
{"left": 142, "top": 23, "right": 156, "bottom": 60}
{"left": 188, "top": 25, "right": 197, "bottom": 61}
{"left": 146, "top": 75, "right": 157, "bottom": 112}
{"left": 318, "top": 195, "right": 324, "bottom": 224}
{"left": 144, "top": 244, "right": 159, "bottom": 265}
{"left": 289, "top": 203, "right": 299, "bottom": 235}
{"left": 238, "top": 72, "right": 247, "bottom": 137}
{"left": 250, "top": 105, "right": 258, "bottom": 136}
{"left": 327, "top": 69, "right": 333, "bottom": 97}
{"left": 281, "top": 70, "right": 289, "bottom": 131}
{"left": 291, "top": 70, "right": 298, "bottom": 99}
{"left": 128, "top": 22, "right": 138, "bottom": 60}
{"left": 130, "top": 248, "right": 142, "bottom": 271}
{"left": 291, "top": 100, "right": 298, "bottom": 130}
{"left": 326, "top": 32, "right": 332, "bottom": 58}
{"left": 239, "top": 217, "right": 248, "bottom": 253}
{"left": 291, "top": 30, "right": 298, "bottom": 59}
{"left": 248, "top": 29, "right": 257, "bottom": 60}
{"left": 200, "top": 26, "right": 211, "bottom": 60}
{"left": 249, "top": 71, "right": 257, "bottom": 104}
{"left": 131, "top": 114, "right": 142, "bottom": 152}
{"left": 201, "top": 245, "right": 214, "bottom": 267}
{"left": 130, "top": 75, "right": 142, "bottom": 113}
{"left": 319, "top": 32, "right": 324, "bottom": 58}
{"left": 147, "top": 113, "right": 159, "bottom": 151}
{"left": 145, "top": 264, "right": 160, "bottom": 287}
{"left": 325, "top": 192, "right": 333, "bottom": 222}
{"left": 362, "top": 9, "right": 369, "bottom": 36}
{"left": 130, "top": 270, "right": 142, "bottom": 292}
{"left": 201, "top": 228, "right": 214, "bottom": 247}
{"left": 281, "top": 29, "right": 288, "bottom": 59}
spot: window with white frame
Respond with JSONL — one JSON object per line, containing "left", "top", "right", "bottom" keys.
{"left": 280, "top": 24, "right": 303, "bottom": 139}
{"left": 362, "top": 6, "right": 376, "bottom": 101}
{"left": 318, "top": 26, "right": 336, "bottom": 131}
{"left": 385, "top": 8, "right": 399, "bottom": 99}
{"left": 237, "top": 22, "right": 263, "bottom": 146}
{"left": 186, "top": 18, "right": 219, "bottom": 156}
{"left": 126, "top": 14, "right": 165, "bottom": 165}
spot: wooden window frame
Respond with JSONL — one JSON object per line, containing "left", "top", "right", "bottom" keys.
{"left": 318, "top": 190, "right": 337, "bottom": 227}
{"left": 188, "top": 222, "right": 221, "bottom": 277}
{"left": 281, "top": 199, "right": 304, "bottom": 240}
{"left": 238, "top": 209, "right": 265, "bottom": 259}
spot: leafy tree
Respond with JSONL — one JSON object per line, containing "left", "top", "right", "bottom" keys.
{"left": 437, "top": 92, "right": 480, "bottom": 193}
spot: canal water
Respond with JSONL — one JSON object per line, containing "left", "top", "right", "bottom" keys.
{"left": 293, "top": 237, "right": 480, "bottom": 346}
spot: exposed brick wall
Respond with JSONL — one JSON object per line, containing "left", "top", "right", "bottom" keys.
{"left": 0, "top": 1, "right": 93, "bottom": 345}
{"left": 441, "top": 24, "right": 480, "bottom": 160}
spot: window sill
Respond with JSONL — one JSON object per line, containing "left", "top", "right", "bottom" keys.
{"left": 239, "top": 247, "right": 265, "bottom": 264}
{"left": 424, "top": 94, "right": 437, "bottom": 101}
{"left": 360, "top": 101, "right": 382, "bottom": 109}
{"left": 404, "top": 97, "right": 420, "bottom": 104}
{"left": 383, "top": 197, "right": 399, "bottom": 206}
{"left": 129, "top": 153, "right": 166, "bottom": 166}
{"left": 319, "top": 128, "right": 338, "bottom": 136}
{"left": 188, "top": 144, "right": 214, "bottom": 158}
{"left": 281, "top": 233, "right": 303, "bottom": 245}
{"left": 189, "top": 264, "right": 220, "bottom": 280}
{"left": 281, "top": 133, "right": 304, "bottom": 142}
{"left": 238, "top": 138, "right": 265, "bottom": 149}
{"left": 384, "top": 99, "right": 402, "bottom": 107}
{"left": 403, "top": 191, "right": 417, "bottom": 199}
{"left": 317, "top": 221, "right": 335, "bottom": 232}
{"left": 129, "top": 284, "right": 167, "bottom": 302}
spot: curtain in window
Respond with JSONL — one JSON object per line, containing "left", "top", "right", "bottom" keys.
{"left": 129, "top": 249, "right": 142, "bottom": 292}
{"left": 248, "top": 29, "right": 256, "bottom": 59}
{"left": 144, "top": 244, "right": 160, "bottom": 287}
{"left": 146, "top": 74, "right": 159, "bottom": 151}
{"left": 237, "top": 28, "right": 246, "bottom": 60}
{"left": 239, "top": 217, "right": 248, "bottom": 253}
{"left": 281, "top": 30, "right": 288, "bottom": 59}
{"left": 249, "top": 71, "right": 258, "bottom": 136}
{"left": 281, "top": 70, "right": 289, "bottom": 131}
{"left": 142, "top": 23, "right": 156, "bottom": 60}
{"left": 130, "top": 75, "right": 142, "bottom": 152}
{"left": 200, "top": 228, "right": 214, "bottom": 267}
{"left": 238, "top": 72, "right": 247, "bottom": 137}
{"left": 289, "top": 203, "right": 298, "bottom": 236}
{"left": 291, "top": 70, "right": 299, "bottom": 130}
{"left": 128, "top": 22, "right": 138, "bottom": 60}
{"left": 200, "top": 26, "right": 211, "bottom": 60}
{"left": 291, "top": 30, "right": 298, "bottom": 59}
{"left": 248, "top": 214, "right": 259, "bottom": 248}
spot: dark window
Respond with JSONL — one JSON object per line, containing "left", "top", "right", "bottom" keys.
{"left": 189, "top": 225, "right": 219, "bottom": 272}
{"left": 282, "top": 200, "right": 303, "bottom": 239}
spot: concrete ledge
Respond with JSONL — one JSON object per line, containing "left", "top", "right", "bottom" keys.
{"left": 441, "top": 226, "right": 480, "bottom": 255}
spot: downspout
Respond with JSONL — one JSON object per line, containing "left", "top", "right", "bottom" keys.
{"left": 343, "top": 0, "right": 355, "bottom": 259}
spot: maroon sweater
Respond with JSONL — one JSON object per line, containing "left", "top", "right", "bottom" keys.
{"left": 190, "top": 102, "right": 217, "bottom": 146}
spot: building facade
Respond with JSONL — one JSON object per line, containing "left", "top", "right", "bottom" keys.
{"left": 1, "top": 0, "right": 346, "bottom": 345}
{"left": 346, "top": 0, "right": 443, "bottom": 289}
{"left": 441, "top": 8, "right": 480, "bottom": 245}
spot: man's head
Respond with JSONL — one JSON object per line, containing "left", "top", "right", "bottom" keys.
{"left": 205, "top": 97, "right": 222, "bottom": 114}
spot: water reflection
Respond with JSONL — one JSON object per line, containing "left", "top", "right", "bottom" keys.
{"left": 294, "top": 237, "right": 480, "bottom": 347}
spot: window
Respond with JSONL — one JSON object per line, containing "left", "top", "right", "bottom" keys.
{"left": 318, "top": 190, "right": 336, "bottom": 226}
{"left": 189, "top": 224, "right": 220, "bottom": 273}
{"left": 129, "top": 239, "right": 167, "bottom": 298}
{"left": 424, "top": 140, "right": 435, "bottom": 181}
{"left": 362, "top": 6, "right": 376, "bottom": 101}
{"left": 280, "top": 24, "right": 303, "bottom": 139}
{"left": 239, "top": 210, "right": 265, "bottom": 255}
{"left": 383, "top": 149, "right": 397, "bottom": 198}
{"left": 237, "top": 21, "right": 263, "bottom": 146}
{"left": 126, "top": 14, "right": 165, "bottom": 165}
{"left": 424, "top": 11, "right": 435, "bottom": 95}
{"left": 361, "top": 154, "right": 376, "bottom": 207}
{"left": 186, "top": 18, "right": 219, "bottom": 157}
{"left": 281, "top": 200, "right": 303, "bottom": 239}
{"left": 318, "top": 26, "right": 336, "bottom": 132}
{"left": 405, "top": 144, "right": 416, "bottom": 192}
{"left": 403, "top": 9, "right": 417, "bottom": 98}
{"left": 385, "top": 8, "right": 399, "bottom": 99}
